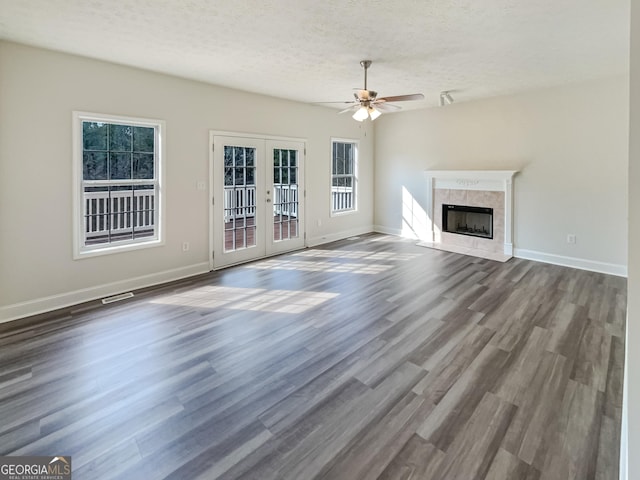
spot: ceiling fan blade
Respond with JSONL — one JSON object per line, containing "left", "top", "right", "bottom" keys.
{"left": 376, "top": 93, "right": 425, "bottom": 103}
{"left": 313, "top": 101, "right": 356, "bottom": 104}
{"left": 338, "top": 105, "right": 357, "bottom": 115}
{"left": 373, "top": 103, "right": 401, "bottom": 112}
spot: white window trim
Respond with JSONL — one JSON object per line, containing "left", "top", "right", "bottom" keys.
{"left": 330, "top": 137, "right": 358, "bottom": 216}
{"left": 72, "top": 111, "right": 166, "bottom": 259}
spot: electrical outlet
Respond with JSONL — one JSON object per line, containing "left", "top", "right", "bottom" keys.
{"left": 317, "top": 219, "right": 322, "bottom": 227}
{"left": 182, "top": 241, "right": 190, "bottom": 252}
{"left": 566, "top": 234, "right": 576, "bottom": 244}
{"left": 196, "top": 181, "right": 206, "bottom": 190}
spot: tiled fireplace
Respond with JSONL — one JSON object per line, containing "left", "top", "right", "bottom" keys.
{"left": 421, "top": 170, "right": 518, "bottom": 262}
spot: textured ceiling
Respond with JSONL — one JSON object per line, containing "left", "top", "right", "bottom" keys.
{"left": 0, "top": 0, "right": 630, "bottom": 110}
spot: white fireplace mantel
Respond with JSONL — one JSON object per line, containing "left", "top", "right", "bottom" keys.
{"left": 424, "top": 170, "right": 518, "bottom": 261}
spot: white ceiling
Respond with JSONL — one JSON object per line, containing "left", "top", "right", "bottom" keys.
{"left": 0, "top": 0, "right": 630, "bottom": 110}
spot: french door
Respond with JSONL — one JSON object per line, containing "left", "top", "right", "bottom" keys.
{"left": 210, "top": 134, "right": 305, "bottom": 269}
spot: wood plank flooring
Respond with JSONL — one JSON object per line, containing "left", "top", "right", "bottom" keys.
{"left": 0, "top": 233, "right": 627, "bottom": 479}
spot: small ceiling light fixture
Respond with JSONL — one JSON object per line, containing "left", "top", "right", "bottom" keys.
{"left": 439, "top": 91, "right": 454, "bottom": 106}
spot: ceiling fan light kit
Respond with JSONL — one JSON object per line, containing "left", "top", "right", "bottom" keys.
{"left": 352, "top": 105, "right": 381, "bottom": 122}
{"left": 322, "top": 60, "right": 425, "bottom": 121}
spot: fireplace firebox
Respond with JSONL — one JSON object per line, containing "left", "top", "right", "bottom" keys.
{"left": 442, "top": 204, "right": 493, "bottom": 239}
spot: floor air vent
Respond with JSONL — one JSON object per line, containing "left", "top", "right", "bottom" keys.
{"left": 101, "top": 292, "right": 134, "bottom": 305}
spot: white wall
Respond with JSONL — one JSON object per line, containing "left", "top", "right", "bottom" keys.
{"left": 625, "top": 3, "right": 639, "bottom": 478}
{"left": 0, "top": 41, "right": 374, "bottom": 320}
{"left": 374, "top": 76, "right": 629, "bottom": 275}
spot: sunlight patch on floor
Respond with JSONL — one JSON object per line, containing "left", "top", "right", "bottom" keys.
{"left": 248, "top": 258, "right": 392, "bottom": 275}
{"left": 293, "top": 249, "right": 421, "bottom": 262}
{"left": 151, "top": 285, "right": 338, "bottom": 314}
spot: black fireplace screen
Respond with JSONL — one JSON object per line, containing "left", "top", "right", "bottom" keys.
{"left": 442, "top": 204, "right": 493, "bottom": 239}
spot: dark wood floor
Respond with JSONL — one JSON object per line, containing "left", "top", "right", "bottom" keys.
{"left": 0, "top": 234, "right": 626, "bottom": 479}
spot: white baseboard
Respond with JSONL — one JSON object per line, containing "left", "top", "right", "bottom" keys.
{"left": 514, "top": 248, "right": 627, "bottom": 277}
{"left": 373, "top": 226, "right": 628, "bottom": 277}
{"left": 373, "top": 224, "right": 419, "bottom": 239}
{"left": 504, "top": 242, "right": 513, "bottom": 256}
{"left": 307, "top": 225, "right": 375, "bottom": 247}
{"left": 0, "top": 262, "right": 210, "bottom": 324}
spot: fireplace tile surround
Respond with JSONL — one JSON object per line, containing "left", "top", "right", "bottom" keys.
{"left": 419, "top": 170, "right": 518, "bottom": 262}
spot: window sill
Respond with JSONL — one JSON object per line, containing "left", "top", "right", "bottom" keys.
{"left": 330, "top": 209, "right": 358, "bottom": 217}
{"left": 74, "top": 238, "right": 164, "bottom": 260}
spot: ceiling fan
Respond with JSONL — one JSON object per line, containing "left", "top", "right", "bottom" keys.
{"left": 320, "top": 60, "right": 425, "bottom": 121}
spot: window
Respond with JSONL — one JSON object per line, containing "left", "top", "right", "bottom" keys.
{"left": 73, "top": 112, "right": 164, "bottom": 258}
{"left": 331, "top": 139, "right": 357, "bottom": 214}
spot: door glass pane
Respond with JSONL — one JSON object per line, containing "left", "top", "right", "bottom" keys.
{"left": 234, "top": 147, "right": 245, "bottom": 166}
{"left": 235, "top": 168, "right": 244, "bottom": 185}
{"left": 223, "top": 146, "right": 257, "bottom": 252}
{"left": 272, "top": 148, "right": 299, "bottom": 242}
{"left": 224, "top": 148, "right": 233, "bottom": 167}
{"left": 224, "top": 167, "right": 233, "bottom": 186}
{"left": 246, "top": 148, "right": 255, "bottom": 167}
{"left": 246, "top": 167, "right": 255, "bottom": 185}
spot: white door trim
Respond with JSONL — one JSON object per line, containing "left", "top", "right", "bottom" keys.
{"left": 210, "top": 130, "right": 306, "bottom": 143}
{"left": 209, "top": 131, "right": 307, "bottom": 271}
